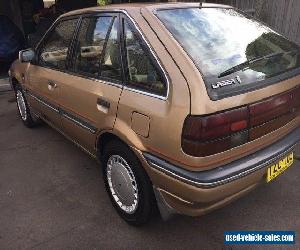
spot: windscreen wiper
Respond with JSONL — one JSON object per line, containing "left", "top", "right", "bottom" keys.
{"left": 218, "top": 49, "right": 300, "bottom": 78}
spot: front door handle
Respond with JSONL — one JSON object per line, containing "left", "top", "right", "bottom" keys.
{"left": 48, "top": 80, "right": 57, "bottom": 90}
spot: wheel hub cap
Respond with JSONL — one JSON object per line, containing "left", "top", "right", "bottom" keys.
{"left": 16, "top": 90, "right": 27, "bottom": 121}
{"left": 107, "top": 155, "right": 138, "bottom": 214}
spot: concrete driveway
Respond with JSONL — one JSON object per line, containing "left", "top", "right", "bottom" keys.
{"left": 0, "top": 63, "right": 11, "bottom": 92}
{"left": 0, "top": 91, "right": 299, "bottom": 250}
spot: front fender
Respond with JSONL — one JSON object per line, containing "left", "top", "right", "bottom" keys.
{"left": 9, "top": 60, "right": 29, "bottom": 86}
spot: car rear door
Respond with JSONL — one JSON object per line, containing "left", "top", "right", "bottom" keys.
{"left": 58, "top": 13, "right": 123, "bottom": 153}
{"left": 26, "top": 17, "right": 79, "bottom": 129}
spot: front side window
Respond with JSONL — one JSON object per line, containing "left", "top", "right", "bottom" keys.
{"left": 124, "top": 20, "right": 166, "bottom": 96}
{"left": 39, "top": 18, "right": 78, "bottom": 70}
{"left": 74, "top": 16, "right": 122, "bottom": 81}
{"left": 157, "top": 8, "right": 300, "bottom": 99}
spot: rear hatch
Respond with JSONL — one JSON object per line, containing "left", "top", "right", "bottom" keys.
{"left": 156, "top": 7, "right": 300, "bottom": 101}
{"left": 154, "top": 6, "right": 300, "bottom": 164}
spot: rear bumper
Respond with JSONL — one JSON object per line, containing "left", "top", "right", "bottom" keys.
{"left": 143, "top": 127, "right": 300, "bottom": 216}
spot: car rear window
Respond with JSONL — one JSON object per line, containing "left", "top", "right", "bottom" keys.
{"left": 157, "top": 8, "right": 300, "bottom": 100}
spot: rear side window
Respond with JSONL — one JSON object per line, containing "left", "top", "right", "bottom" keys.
{"left": 73, "top": 16, "right": 122, "bottom": 81}
{"left": 39, "top": 18, "right": 78, "bottom": 70}
{"left": 123, "top": 20, "right": 167, "bottom": 96}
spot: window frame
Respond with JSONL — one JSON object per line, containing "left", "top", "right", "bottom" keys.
{"left": 120, "top": 14, "right": 169, "bottom": 99}
{"left": 32, "top": 10, "right": 169, "bottom": 98}
{"left": 34, "top": 15, "right": 81, "bottom": 72}
{"left": 68, "top": 12, "right": 125, "bottom": 87}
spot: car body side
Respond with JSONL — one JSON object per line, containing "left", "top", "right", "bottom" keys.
{"left": 9, "top": 3, "right": 300, "bottom": 217}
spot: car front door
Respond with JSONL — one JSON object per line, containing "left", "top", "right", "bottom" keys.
{"left": 58, "top": 13, "right": 123, "bottom": 153}
{"left": 26, "top": 17, "right": 79, "bottom": 129}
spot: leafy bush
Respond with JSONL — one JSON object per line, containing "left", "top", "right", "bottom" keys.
{"left": 97, "top": 0, "right": 110, "bottom": 5}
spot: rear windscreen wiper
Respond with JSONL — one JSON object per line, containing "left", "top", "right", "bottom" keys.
{"left": 218, "top": 49, "right": 300, "bottom": 78}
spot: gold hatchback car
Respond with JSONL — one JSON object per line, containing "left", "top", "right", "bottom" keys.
{"left": 9, "top": 3, "right": 300, "bottom": 225}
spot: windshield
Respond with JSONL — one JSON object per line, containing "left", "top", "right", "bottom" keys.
{"left": 157, "top": 8, "right": 300, "bottom": 100}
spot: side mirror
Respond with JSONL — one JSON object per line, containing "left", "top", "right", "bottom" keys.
{"left": 19, "top": 49, "right": 35, "bottom": 63}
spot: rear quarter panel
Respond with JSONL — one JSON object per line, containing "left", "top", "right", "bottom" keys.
{"left": 113, "top": 9, "right": 191, "bottom": 163}
{"left": 141, "top": 6, "right": 300, "bottom": 171}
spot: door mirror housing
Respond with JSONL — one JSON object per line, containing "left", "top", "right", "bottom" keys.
{"left": 19, "top": 49, "right": 35, "bottom": 63}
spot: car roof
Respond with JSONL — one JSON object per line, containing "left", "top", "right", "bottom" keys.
{"left": 60, "top": 2, "right": 232, "bottom": 18}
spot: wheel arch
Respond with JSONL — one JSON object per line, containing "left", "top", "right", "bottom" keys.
{"left": 11, "top": 77, "right": 19, "bottom": 92}
{"left": 95, "top": 130, "right": 146, "bottom": 163}
{"left": 96, "top": 132, "right": 123, "bottom": 160}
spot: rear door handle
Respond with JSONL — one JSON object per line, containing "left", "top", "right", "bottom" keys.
{"left": 97, "top": 97, "right": 110, "bottom": 109}
{"left": 48, "top": 80, "right": 57, "bottom": 89}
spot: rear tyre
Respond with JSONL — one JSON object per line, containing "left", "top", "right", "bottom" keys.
{"left": 15, "top": 85, "right": 40, "bottom": 128}
{"left": 102, "top": 140, "right": 155, "bottom": 226}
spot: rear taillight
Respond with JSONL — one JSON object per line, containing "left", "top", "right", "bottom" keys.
{"left": 249, "top": 93, "right": 291, "bottom": 127}
{"left": 183, "top": 107, "right": 248, "bottom": 141}
{"left": 291, "top": 87, "right": 300, "bottom": 108}
{"left": 182, "top": 87, "right": 300, "bottom": 157}
{"left": 182, "top": 108, "right": 249, "bottom": 157}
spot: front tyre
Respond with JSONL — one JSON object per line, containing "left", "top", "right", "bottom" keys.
{"left": 102, "top": 140, "right": 155, "bottom": 226}
{"left": 15, "top": 85, "right": 39, "bottom": 128}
